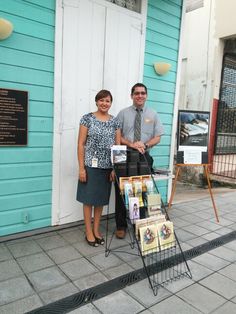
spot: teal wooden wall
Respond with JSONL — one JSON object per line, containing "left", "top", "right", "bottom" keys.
{"left": 144, "top": 0, "right": 182, "bottom": 201}
{"left": 0, "top": 0, "right": 55, "bottom": 236}
{"left": 0, "top": 0, "right": 182, "bottom": 236}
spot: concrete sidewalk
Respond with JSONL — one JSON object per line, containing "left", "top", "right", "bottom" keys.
{"left": 0, "top": 187, "right": 236, "bottom": 313}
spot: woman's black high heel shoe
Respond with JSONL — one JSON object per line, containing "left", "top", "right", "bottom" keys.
{"left": 94, "top": 236, "right": 105, "bottom": 245}
{"left": 85, "top": 236, "right": 98, "bottom": 247}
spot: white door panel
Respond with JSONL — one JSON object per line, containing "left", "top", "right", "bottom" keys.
{"left": 57, "top": 0, "right": 145, "bottom": 225}
{"left": 104, "top": 9, "right": 143, "bottom": 116}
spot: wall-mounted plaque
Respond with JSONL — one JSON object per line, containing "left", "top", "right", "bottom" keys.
{"left": 0, "top": 88, "right": 28, "bottom": 146}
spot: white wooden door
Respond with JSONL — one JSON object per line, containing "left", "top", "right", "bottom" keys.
{"left": 54, "top": 0, "right": 146, "bottom": 225}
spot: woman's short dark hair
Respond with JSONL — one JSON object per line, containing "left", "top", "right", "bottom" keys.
{"left": 131, "top": 83, "right": 147, "bottom": 95}
{"left": 95, "top": 90, "right": 113, "bottom": 102}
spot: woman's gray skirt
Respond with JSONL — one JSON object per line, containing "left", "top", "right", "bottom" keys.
{"left": 76, "top": 167, "right": 112, "bottom": 206}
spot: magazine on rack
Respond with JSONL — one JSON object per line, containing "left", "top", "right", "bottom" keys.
{"left": 139, "top": 224, "right": 159, "bottom": 256}
{"left": 156, "top": 221, "right": 175, "bottom": 250}
{"left": 111, "top": 145, "right": 127, "bottom": 164}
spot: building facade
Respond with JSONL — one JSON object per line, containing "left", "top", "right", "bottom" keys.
{"left": 179, "top": 0, "right": 236, "bottom": 182}
{"left": 0, "top": 0, "right": 183, "bottom": 237}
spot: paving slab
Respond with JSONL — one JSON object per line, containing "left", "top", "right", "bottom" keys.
{"left": 211, "top": 217, "right": 234, "bottom": 227}
{"left": 219, "top": 263, "right": 236, "bottom": 282}
{"left": 170, "top": 217, "right": 191, "bottom": 228}
{"left": 103, "top": 263, "right": 134, "bottom": 279}
{"left": 0, "top": 276, "right": 34, "bottom": 306}
{"left": 90, "top": 252, "right": 124, "bottom": 271}
{"left": 27, "top": 266, "right": 68, "bottom": 292}
{"left": 179, "top": 242, "right": 193, "bottom": 251}
{"left": 149, "top": 294, "right": 202, "bottom": 314}
{"left": 186, "top": 237, "right": 208, "bottom": 247}
{"left": 175, "top": 229, "right": 197, "bottom": 242}
{"left": 202, "top": 232, "right": 222, "bottom": 241}
{"left": 16, "top": 252, "right": 54, "bottom": 273}
{"left": 36, "top": 234, "right": 68, "bottom": 250}
{"left": 208, "top": 246, "right": 236, "bottom": 262}
{"left": 0, "top": 259, "right": 23, "bottom": 281}
{"left": 211, "top": 301, "right": 236, "bottom": 313}
{"left": 124, "top": 279, "right": 171, "bottom": 307}
{"left": 194, "top": 210, "right": 215, "bottom": 219}
{"left": 6, "top": 240, "right": 42, "bottom": 258}
{"left": 72, "top": 240, "right": 105, "bottom": 256}
{"left": 74, "top": 272, "right": 108, "bottom": 290}
{"left": 39, "top": 282, "right": 79, "bottom": 304}
{"left": 187, "top": 260, "right": 213, "bottom": 281}
{"left": 192, "top": 252, "right": 230, "bottom": 271}
{"left": 93, "top": 290, "right": 144, "bottom": 314}
{"left": 127, "top": 256, "right": 144, "bottom": 270}
{"left": 228, "top": 223, "right": 236, "bottom": 230}
{"left": 0, "top": 294, "right": 43, "bottom": 314}
{"left": 182, "top": 214, "right": 205, "bottom": 224}
{"left": 58, "top": 228, "right": 85, "bottom": 244}
{"left": 224, "top": 213, "right": 236, "bottom": 221}
{"left": 199, "top": 272, "right": 236, "bottom": 299}
{"left": 68, "top": 303, "right": 101, "bottom": 313}
{"left": 224, "top": 240, "right": 236, "bottom": 252}
{"left": 113, "top": 245, "right": 140, "bottom": 263}
{"left": 47, "top": 245, "right": 82, "bottom": 264}
{"left": 196, "top": 220, "right": 222, "bottom": 231}
{"left": 167, "top": 208, "right": 188, "bottom": 218}
{"left": 215, "top": 227, "right": 234, "bottom": 235}
{"left": 59, "top": 257, "right": 98, "bottom": 280}
{"left": 0, "top": 244, "right": 13, "bottom": 262}
{"left": 177, "top": 283, "right": 226, "bottom": 313}
{"left": 164, "top": 274, "right": 194, "bottom": 293}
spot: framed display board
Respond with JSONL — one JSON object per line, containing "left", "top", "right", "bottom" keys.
{"left": 177, "top": 110, "right": 210, "bottom": 164}
{"left": 0, "top": 88, "right": 28, "bottom": 146}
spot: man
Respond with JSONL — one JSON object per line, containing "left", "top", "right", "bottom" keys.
{"left": 115, "top": 83, "right": 164, "bottom": 239}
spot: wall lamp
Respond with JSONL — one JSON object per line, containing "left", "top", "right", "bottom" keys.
{"left": 0, "top": 18, "right": 14, "bottom": 40}
{"left": 154, "top": 62, "right": 171, "bottom": 76}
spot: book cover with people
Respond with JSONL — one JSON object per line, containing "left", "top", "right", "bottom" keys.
{"left": 124, "top": 182, "right": 133, "bottom": 206}
{"left": 119, "top": 177, "right": 131, "bottom": 194}
{"left": 156, "top": 221, "right": 175, "bottom": 250}
{"left": 135, "top": 215, "right": 166, "bottom": 239}
{"left": 133, "top": 180, "right": 144, "bottom": 207}
{"left": 139, "top": 224, "right": 159, "bottom": 256}
{"left": 128, "top": 196, "right": 140, "bottom": 222}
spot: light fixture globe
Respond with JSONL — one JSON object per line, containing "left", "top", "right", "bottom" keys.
{"left": 0, "top": 18, "right": 14, "bottom": 40}
{"left": 154, "top": 62, "right": 171, "bottom": 76}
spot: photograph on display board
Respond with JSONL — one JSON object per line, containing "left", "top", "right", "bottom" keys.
{"left": 177, "top": 110, "right": 210, "bottom": 152}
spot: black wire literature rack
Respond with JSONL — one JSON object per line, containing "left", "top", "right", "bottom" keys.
{"left": 105, "top": 155, "right": 192, "bottom": 296}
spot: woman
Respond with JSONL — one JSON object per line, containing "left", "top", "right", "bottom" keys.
{"left": 77, "top": 90, "right": 121, "bottom": 247}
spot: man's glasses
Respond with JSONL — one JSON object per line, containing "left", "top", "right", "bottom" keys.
{"left": 133, "top": 91, "right": 147, "bottom": 96}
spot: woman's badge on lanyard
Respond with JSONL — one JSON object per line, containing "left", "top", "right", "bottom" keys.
{"left": 92, "top": 152, "right": 98, "bottom": 168}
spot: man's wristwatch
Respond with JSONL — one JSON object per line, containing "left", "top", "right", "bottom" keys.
{"left": 145, "top": 143, "right": 149, "bottom": 150}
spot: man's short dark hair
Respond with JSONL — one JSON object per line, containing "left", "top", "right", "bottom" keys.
{"left": 131, "top": 83, "right": 148, "bottom": 95}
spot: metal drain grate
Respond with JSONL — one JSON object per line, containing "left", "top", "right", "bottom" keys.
{"left": 27, "top": 230, "right": 236, "bottom": 314}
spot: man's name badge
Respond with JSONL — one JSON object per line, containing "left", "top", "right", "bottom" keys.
{"left": 92, "top": 157, "right": 98, "bottom": 168}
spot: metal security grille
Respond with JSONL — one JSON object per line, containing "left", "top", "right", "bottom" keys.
{"left": 213, "top": 54, "right": 236, "bottom": 179}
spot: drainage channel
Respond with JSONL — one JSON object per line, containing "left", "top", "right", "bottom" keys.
{"left": 27, "top": 230, "right": 236, "bottom": 314}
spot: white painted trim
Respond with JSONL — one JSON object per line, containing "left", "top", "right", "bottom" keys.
{"left": 139, "top": 0, "right": 148, "bottom": 80}
{"left": 52, "top": 0, "right": 64, "bottom": 225}
{"left": 168, "top": 0, "right": 186, "bottom": 201}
